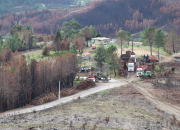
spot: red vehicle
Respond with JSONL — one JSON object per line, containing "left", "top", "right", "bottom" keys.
{"left": 149, "top": 56, "right": 159, "bottom": 62}
{"left": 137, "top": 63, "right": 146, "bottom": 77}
{"left": 92, "top": 46, "right": 96, "bottom": 49}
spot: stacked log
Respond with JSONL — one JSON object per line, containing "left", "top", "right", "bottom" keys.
{"left": 146, "top": 63, "right": 155, "bottom": 71}
{"left": 129, "top": 57, "right": 135, "bottom": 63}
{"left": 126, "top": 51, "right": 132, "bottom": 58}
{"left": 121, "top": 54, "right": 129, "bottom": 62}
{"left": 118, "top": 69, "right": 128, "bottom": 77}
{"left": 121, "top": 51, "right": 132, "bottom": 62}
{"left": 31, "top": 92, "right": 57, "bottom": 105}
{"left": 118, "top": 60, "right": 127, "bottom": 69}
{"left": 77, "top": 79, "right": 95, "bottom": 90}
{"left": 60, "top": 88, "right": 75, "bottom": 97}
{"left": 118, "top": 60, "right": 128, "bottom": 77}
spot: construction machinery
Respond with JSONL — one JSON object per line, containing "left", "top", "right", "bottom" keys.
{"left": 140, "top": 71, "right": 155, "bottom": 79}
{"left": 141, "top": 55, "right": 158, "bottom": 65}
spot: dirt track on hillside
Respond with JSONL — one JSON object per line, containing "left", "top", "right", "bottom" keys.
{"left": 128, "top": 55, "right": 180, "bottom": 120}
{"left": 133, "top": 82, "right": 180, "bottom": 120}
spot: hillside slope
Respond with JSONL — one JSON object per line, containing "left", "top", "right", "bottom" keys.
{"left": 0, "top": 0, "right": 180, "bottom": 37}
{"left": 54, "top": 0, "right": 180, "bottom": 37}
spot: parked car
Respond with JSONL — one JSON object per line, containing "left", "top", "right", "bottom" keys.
{"left": 92, "top": 46, "right": 96, "bottom": 49}
{"left": 79, "top": 67, "right": 91, "bottom": 73}
{"left": 104, "top": 43, "right": 109, "bottom": 46}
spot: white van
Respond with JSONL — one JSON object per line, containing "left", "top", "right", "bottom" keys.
{"left": 128, "top": 63, "right": 134, "bottom": 72}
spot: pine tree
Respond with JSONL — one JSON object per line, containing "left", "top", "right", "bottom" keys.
{"left": 106, "top": 45, "right": 119, "bottom": 76}
{"left": 142, "top": 26, "right": 156, "bottom": 56}
{"left": 69, "top": 45, "right": 77, "bottom": 55}
{"left": 126, "top": 32, "right": 132, "bottom": 46}
{"left": 153, "top": 29, "right": 165, "bottom": 60}
{"left": 116, "top": 30, "right": 126, "bottom": 55}
{"left": 53, "top": 29, "right": 62, "bottom": 51}
{"left": 94, "top": 43, "right": 106, "bottom": 72}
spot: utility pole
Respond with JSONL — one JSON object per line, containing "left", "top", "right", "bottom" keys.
{"left": 59, "top": 81, "right": 60, "bottom": 105}
{"left": 90, "top": 57, "right": 91, "bottom": 75}
{"left": 160, "top": 51, "right": 161, "bottom": 63}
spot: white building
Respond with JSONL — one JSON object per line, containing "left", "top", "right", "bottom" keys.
{"left": 91, "top": 37, "right": 110, "bottom": 44}
{"left": 128, "top": 42, "right": 143, "bottom": 46}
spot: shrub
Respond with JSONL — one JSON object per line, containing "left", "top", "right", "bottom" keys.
{"left": 154, "top": 65, "right": 160, "bottom": 71}
{"left": 42, "top": 46, "right": 49, "bottom": 56}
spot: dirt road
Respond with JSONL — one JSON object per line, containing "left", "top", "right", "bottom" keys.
{"left": 132, "top": 82, "right": 180, "bottom": 120}
{"left": 1, "top": 77, "right": 134, "bottom": 117}
{"left": 129, "top": 55, "right": 180, "bottom": 120}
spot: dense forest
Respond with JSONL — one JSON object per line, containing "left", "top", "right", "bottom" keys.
{"left": 0, "top": 0, "right": 180, "bottom": 37}
{"left": 0, "top": 0, "right": 91, "bottom": 16}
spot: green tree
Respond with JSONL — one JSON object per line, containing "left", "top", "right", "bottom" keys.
{"left": 106, "top": 45, "right": 120, "bottom": 76}
{"left": 116, "top": 30, "right": 126, "bottom": 55}
{"left": 42, "top": 45, "right": 49, "bottom": 56}
{"left": 5, "top": 33, "right": 26, "bottom": 52}
{"left": 94, "top": 43, "right": 106, "bottom": 72}
{"left": 81, "top": 27, "right": 93, "bottom": 47}
{"left": 69, "top": 45, "right": 77, "bottom": 55}
{"left": 142, "top": 26, "right": 156, "bottom": 56}
{"left": 153, "top": 29, "right": 165, "bottom": 60}
{"left": 53, "top": 29, "right": 63, "bottom": 51}
{"left": 89, "top": 25, "right": 97, "bottom": 38}
{"left": 96, "top": 31, "right": 102, "bottom": 37}
{"left": 61, "top": 18, "right": 81, "bottom": 38}
{"left": 126, "top": 32, "right": 132, "bottom": 46}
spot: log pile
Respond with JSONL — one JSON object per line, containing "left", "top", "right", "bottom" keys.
{"left": 129, "top": 57, "right": 135, "bottom": 63}
{"left": 146, "top": 63, "right": 155, "bottom": 71}
{"left": 77, "top": 79, "right": 95, "bottom": 90}
{"left": 31, "top": 92, "right": 57, "bottom": 105}
{"left": 60, "top": 88, "right": 75, "bottom": 97}
{"left": 126, "top": 51, "right": 132, "bottom": 58}
{"left": 121, "top": 51, "right": 132, "bottom": 62}
{"left": 118, "top": 60, "right": 128, "bottom": 77}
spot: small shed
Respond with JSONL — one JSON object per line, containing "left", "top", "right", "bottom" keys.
{"left": 82, "top": 52, "right": 91, "bottom": 60}
{"left": 91, "top": 37, "right": 110, "bottom": 44}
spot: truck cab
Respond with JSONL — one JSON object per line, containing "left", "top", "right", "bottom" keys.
{"left": 136, "top": 68, "right": 143, "bottom": 77}
{"left": 128, "top": 63, "right": 134, "bottom": 72}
